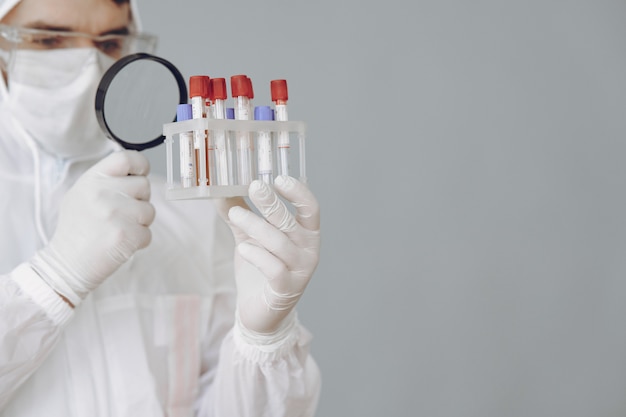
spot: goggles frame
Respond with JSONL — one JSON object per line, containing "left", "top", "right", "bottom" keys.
{"left": 0, "top": 23, "right": 157, "bottom": 58}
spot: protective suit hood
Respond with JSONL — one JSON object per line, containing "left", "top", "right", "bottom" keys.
{"left": 0, "top": 0, "right": 143, "bottom": 34}
{"left": 0, "top": 0, "right": 145, "bottom": 245}
{"left": 0, "top": 0, "right": 144, "bottom": 100}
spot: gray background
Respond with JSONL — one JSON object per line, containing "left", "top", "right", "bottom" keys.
{"left": 137, "top": 0, "right": 626, "bottom": 416}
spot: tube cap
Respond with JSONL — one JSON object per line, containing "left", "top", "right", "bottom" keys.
{"left": 271, "top": 79, "right": 288, "bottom": 102}
{"left": 254, "top": 106, "right": 273, "bottom": 121}
{"left": 206, "top": 78, "right": 213, "bottom": 103}
{"left": 247, "top": 77, "right": 254, "bottom": 100}
{"left": 226, "top": 107, "right": 235, "bottom": 119}
{"left": 177, "top": 103, "right": 193, "bottom": 121}
{"left": 189, "top": 75, "right": 210, "bottom": 98}
{"left": 210, "top": 78, "right": 227, "bottom": 101}
{"left": 231, "top": 74, "right": 249, "bottom": 98}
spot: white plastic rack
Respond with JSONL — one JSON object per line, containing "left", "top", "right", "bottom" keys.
{"left": 163, "top": 118, "right": 307, "bottom": 200}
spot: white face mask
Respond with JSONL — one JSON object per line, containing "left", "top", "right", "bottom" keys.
{"left": 3, "top": 48, "right": 115, "bottom": 159}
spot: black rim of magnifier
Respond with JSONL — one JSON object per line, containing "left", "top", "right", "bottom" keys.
{"left": 95, "top": 52, "right": 188, "bottom": 151}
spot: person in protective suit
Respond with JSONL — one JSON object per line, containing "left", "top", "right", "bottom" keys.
{"left": 0, "top": 0, "right": 322, "bottom": 415}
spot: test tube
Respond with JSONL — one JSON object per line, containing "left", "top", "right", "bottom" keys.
{"left": 226, "top": 107, "right": 236, "bottom": 183}
{"left": 205, "top": 78, "right": 218, "bottom": 185}
{"left": 231, "top": 75, "right": 254, "bottom": 185}
{"left": 254, "top": 106, "right": 274, "bottom": 184}
{"left": 210, "top": 78, "right": 230, "bottom": 185}
{"left": 176, "top": 104, "right": 196, "bottom": 188}
{"left": 205, "top": 77, "right": 214, "bottom": 119}
{"left": 189, "top": 75, "right": 210, "bottom": 186}
{"left": 271, "top": 79, "right": 290, "bottom": 177}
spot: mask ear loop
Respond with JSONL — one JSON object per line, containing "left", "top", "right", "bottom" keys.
{"left": 20, "top": 122, "right": 49, "bottom": 246}
{"left": 0, "top": 47, "right": 12, "bottom": 100}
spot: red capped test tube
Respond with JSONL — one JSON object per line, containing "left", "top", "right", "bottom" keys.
{"left": 189, "top": 75, "right": 210, "bottom": 186}
{"left": 271, "top": 79, "right": 290, "bottom": 177}
{"left": 209, "top": 77, "right": 230, "bottom": 185}
{"left": 231, "top": 74, "right": 254, "bottom": 185}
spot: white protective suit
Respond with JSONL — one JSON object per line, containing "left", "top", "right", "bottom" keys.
{"left": 0, "top": 1, "right": 321, "bottom": 416}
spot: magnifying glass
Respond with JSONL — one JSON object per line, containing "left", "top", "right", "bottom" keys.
{"left": 95, "top": 53, "right": 188, "bottom": 151}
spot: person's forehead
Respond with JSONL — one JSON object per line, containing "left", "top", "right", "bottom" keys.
{"left": 1, "top": 0, "right": 131, "bottom": 34}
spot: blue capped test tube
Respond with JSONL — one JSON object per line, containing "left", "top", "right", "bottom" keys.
{"left": 176, "top": 104, "right": 196, "bottom": 188}
{"left": 254, "top": 105, "right": 274, "bottom": 184}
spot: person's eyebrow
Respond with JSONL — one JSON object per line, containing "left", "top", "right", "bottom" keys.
{"left": 100, "top": 27, "right": 130, "bottom": 36}
{"left": 23, "top": 21, "right": 73, "bottom": 32}
{"left": 23, "top": 21, "right": 130, "bottom": 36}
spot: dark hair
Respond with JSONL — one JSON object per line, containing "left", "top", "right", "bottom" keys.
{"left": 112, "top": 0, "right": 129, "bottom": 4}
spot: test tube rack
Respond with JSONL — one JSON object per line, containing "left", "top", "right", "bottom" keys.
{"left": 163, "top": 118, "right": 307, "bottom": 200}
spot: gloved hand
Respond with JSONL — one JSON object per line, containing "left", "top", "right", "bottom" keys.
{"left": 31, "top": 150, "right": 155, "bottom": 307}
{"left": 216, "top": 176, "right": 320, "bottom": 335}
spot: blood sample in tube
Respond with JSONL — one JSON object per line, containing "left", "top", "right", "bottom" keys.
{"left": 189, "top": 75, "right": 210, "bottom": 186}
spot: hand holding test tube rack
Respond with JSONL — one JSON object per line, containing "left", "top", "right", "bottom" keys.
{"left": 163, "top": 76, "right": 307, "bottom": 199}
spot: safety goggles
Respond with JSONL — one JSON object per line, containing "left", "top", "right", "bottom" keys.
{"left": 0, "top": 23, "right": 157, "bottom": 59}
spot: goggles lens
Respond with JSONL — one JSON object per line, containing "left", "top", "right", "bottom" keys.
{"left": 0, "top": 23, "right": 157, "bottom": 71}
{"left": 0, "top": 24, "right": 157, "bottom": 87}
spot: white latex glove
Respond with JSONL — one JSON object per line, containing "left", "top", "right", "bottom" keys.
{"left": 30, "top": 150, "right": 155, "bottom": 307}
{"left": 216, "top": 176, "right": 320, "bottom": 334}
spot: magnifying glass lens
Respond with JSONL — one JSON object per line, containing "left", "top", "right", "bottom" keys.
{"left": 96, "top": 53, "right": 187, "bottom": 151}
